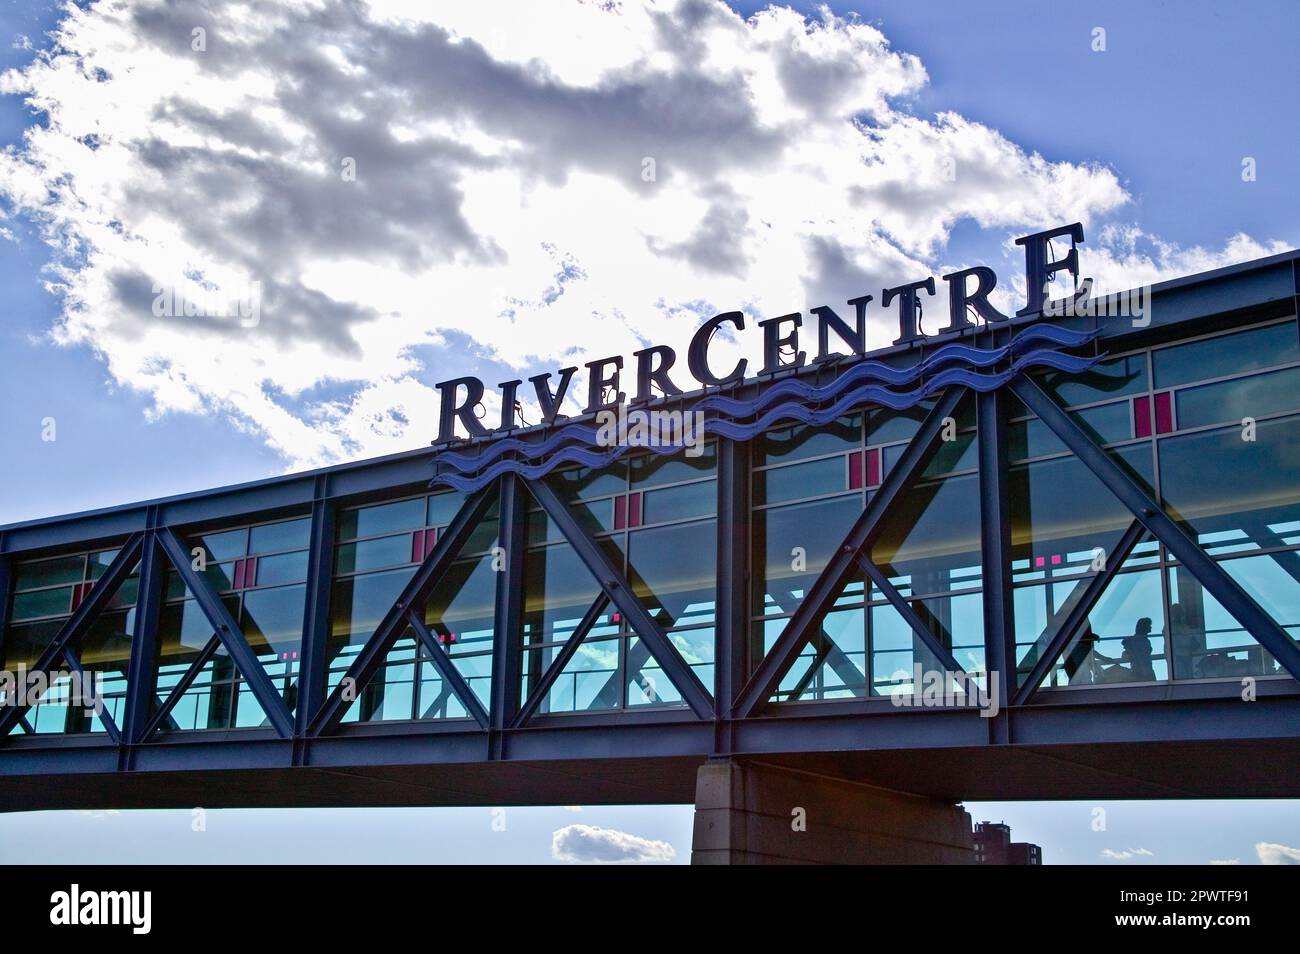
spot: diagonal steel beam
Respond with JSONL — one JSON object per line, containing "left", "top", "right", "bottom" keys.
{"left": 307, "top": 484, "right": 496, "bottom": 735}
{"left": 0, "top": 533, "right": 143, "bottom": 739}
{"left": 1013, "top": 375, "right": 1300, "bottom": 682}
{"left": 407, "top": 611, "right": 490, "bottom": 729}
{"left": 527, "top": 479, "right": 714, "bottom": 719}
{"left": 858, "top": 555, "right": 966, "bottom": 676}
{"left": 735, "top": 386, "right": 966, "bottom": 718}
{"left": 140, "top": 633, "right": 220, "bottom": 739}
{"left": 1011, "top": 519, "right": 1147, "bottom": 706}
{"left": 512, "top": 594, "right": 610, "bottom": 727}
{"left": 62, "top": 646, "right": 121, "bottom": 743}
{"left": 157, "top": 527, "right": 295, "bottom": 737}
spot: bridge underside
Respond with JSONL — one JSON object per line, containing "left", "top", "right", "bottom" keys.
{"left": 3, "top": 735, "right": 1298, "bottom": 812}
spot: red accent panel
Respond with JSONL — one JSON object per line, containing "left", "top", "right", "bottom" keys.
{"left": 1155, "top": 391, "right": 1174, "bottom": 434}
{"left": 613, "top": 495, "right": 627, "bottom": 530}
{"left": 867, "top": 447, "right": 881, "bottom": 487}
{"left": 70, "top": 582, "right": 87, "bottom": 611}
{"left": 847, "top": 451, "right": 864, "bottom": 490}
{"left": 424, "top": 527, "right": 438, "bottom": 559}
{"left": 1133, "top": 395, "right": 1152, "bottom": 438}
{"left": 246, "top": 557, "right": 258, "bottom": 587}
{"left": 232, "top": 559, "right": 246, "bottom": 590}
{"left": 629, "top": 492, "right": 643, "bottom": 528}
{"left": 411, "top": 529, "right": 425, "bottom": 564}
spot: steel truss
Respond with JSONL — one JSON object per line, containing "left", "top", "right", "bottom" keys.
{"left": 1, "top": 369, "right": 1298, "bottom": 770}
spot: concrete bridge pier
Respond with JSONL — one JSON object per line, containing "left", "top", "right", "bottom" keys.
{"left": 690, "top": 759, "right": 975, "bottom": 865}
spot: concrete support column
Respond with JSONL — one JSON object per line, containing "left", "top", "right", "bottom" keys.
{"left": 691, "top": 759, "right": 974, "bottom": 865}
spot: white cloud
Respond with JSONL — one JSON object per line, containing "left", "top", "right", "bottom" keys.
{"left": 0, "top": 0, "right": 1283, "bottom": 470}
{"left": 1101, "top": 847, "right": 1154, "bottom": 860}
{"left": 551, "top": 823, "right": 675, "bottom": 863}
{"left": 1256, "top": 842, "right": 1300, "bottom": 865}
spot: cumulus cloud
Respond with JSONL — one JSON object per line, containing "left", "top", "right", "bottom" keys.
{"left": 551, "top": 823, "right": 675, "bottom": 863}
{"left": 0, "top": 0, "right": 1283, "bottom": 469}
{"left": 1256, "top": 842, "right": 1300, "bottom": 865}
{"left": 1101, "top": 847, "right": 1154, "bottom": 860}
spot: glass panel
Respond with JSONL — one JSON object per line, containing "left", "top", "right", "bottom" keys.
{"left": 424, "top": 552, "right": 496, "bottom": 692}
{"left": 426, "top": 491, "right": 466, "bottom": 527}
{"left": 249, "top": 517, "right": 311, "bottom": 554}
{"left": 1046, "top": 570, "right": 1167, "bottom": 687}
{"left": 336, "top": 534, "right": 413, "bottom": 574}
{"left": 867, "top": 403, "right": 929, "bottom": 445}
{"left": 870, "top": 474, "right": 982, "bottom": 596}
{"left": 759, "top": 416, "right": 860, "bottom": 465}
{"left": 1167, "top": 560, "right": 1295, "bottom": 679}
{"left": 752, "top": 495, "right": 862, "bottom": 618}
{"left": 628, "top": 520, "right": 716, "bottom": 628}
{"left": 198, "top": 528, "right": 247, "bottom": 562}
{"left": 626, "top": 637, "right": 686, "bottom": 707}
{"left": 542, "top": 635, "right": 621, "bottom": 713}
{"left": 1035, "top": 352, "right": 1148, "bottom": 406}
{"left": 641, "top": 480, "right": 716, "bottom": 523}
{"left": 255, "top": 550, "right": 309, "bottom": 586}
{"left": 242, "top": 584, "right": 306, "bottom": 661}
{"left": 552, "top": 462, "right": 626, "bottom": 500}
{"left": 1010, "top": 444, "right": 1154, "bottom": 580}
{"left": 0, "top": 620, "right": 61, "bottom": 671}
{"left": 667, "top": 627, "right": 715, "bottom": 688}
{"left": 771, "top": 608, "right": 865, "bottom": 702}
{"left": 521, "top": 612, "right": 621, "bottom": 713}
{"left": 13, "top": 555, "right": 83, "bottom": 590}
{"left": 1175, "top": 366, "right": 1300, "bottom": 430}
{"left": 337, "top": 498, "right": 425, "bottom": 541}
{"left": 523, "top": 543, "right": 603, "bottom": 645}
{"left": 923, "top": 429, "right": 976, "bottom": 477}
{"left": 11, "top": 586, "right": 74, "bottom": 621}
{"left": 630, "top": 444, "right": 716, "bottom": 488}
{"left": 418, "top": 660, "right": 469, "bottom": 719}
{"left": 1153, "top": 321, "right": 1298, "bottom": 389}
{"left": 754, "top": 457, "right": 847, "bottom": 505}
{"left": 328, "top": 567, "right": 413, "bottom": 666}
{"left": 1159, "top": 415, "right": 1300, "bottom": 548}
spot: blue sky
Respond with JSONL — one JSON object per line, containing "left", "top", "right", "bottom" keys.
{"left": 0, "top": 0, "right": 1297, "bottom": 864}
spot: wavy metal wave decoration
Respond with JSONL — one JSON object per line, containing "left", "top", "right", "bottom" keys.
{"left": 430, "top": 326, "right": 1101, "bottom": 492}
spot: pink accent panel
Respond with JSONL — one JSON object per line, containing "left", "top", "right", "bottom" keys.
{"left": 1155, "top": 391, "right": 1174, "bottom": 434}
{"left": 847, "top": 451, "right": 864, "bottom": 490}
{"left": 232, "top": 559, "right": 246, "bottom": 590}
{"left": 410, "top": 530, "right": 424, "bottom": 564}
{"left": 867, "top": 447, "right": 881, "bottom": 487}
{"left": 613, "top": 495, "right": 627, "bottom": 530}
{"left": 1133, "top": 395, "right": 1152, "bottom": 438}
{"left": 1051, "top": 554, "right": 1062, "bottom": 566}
{"left": 1034, "top": 556, "right": 1045, "bottom": 568}
{"left": 424, "top": 527, "right": 439, "bottom": 559}
{"left": 629, "top": 492, "right": 643, "bottom": 528}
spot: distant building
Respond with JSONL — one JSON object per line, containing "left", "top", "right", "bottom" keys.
{"left": 973, "top": 821, "right": 1042, "bottom": 865}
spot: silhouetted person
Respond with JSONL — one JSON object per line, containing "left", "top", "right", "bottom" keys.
{"left": 1064, "top": 623, "right": 1100, "bottom": 685}
{"left": 1121, "top": 617, "right": 1157, "bottom": 682}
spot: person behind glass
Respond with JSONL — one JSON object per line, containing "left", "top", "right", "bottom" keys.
{"left": 1063, "top": 622, "right": 1100, "bottom": 685}
{"left": 1118, "top": 617, "right": 1157, "bottom": 682}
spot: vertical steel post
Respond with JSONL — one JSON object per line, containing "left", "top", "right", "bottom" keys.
{"left": 121, "top": 507, "right": 165, "bottom": 760}
{"left": 489, "top": 473, "right": 526, "bottom": 759}
{"left": 714, "top": 437, "right": 750, "bottom": 750}
{"left": 294, "top": 475, "right": 335, "bottom": 762}
{"left": 977, "top": 388, "right": 1016, "bottom": 743}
